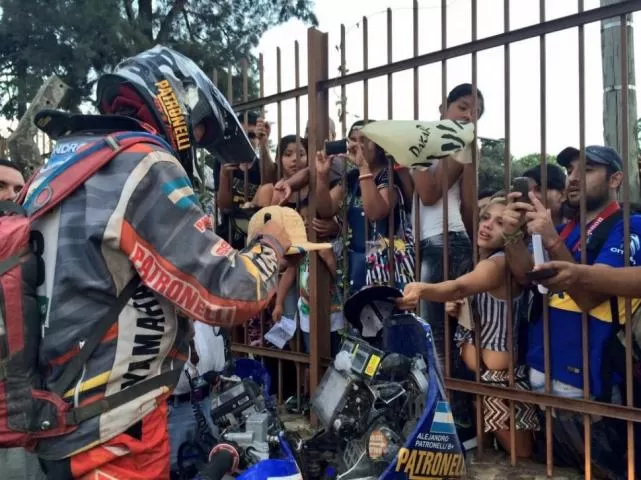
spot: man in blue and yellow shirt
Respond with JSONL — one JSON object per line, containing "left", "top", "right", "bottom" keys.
{"left": 503, "top": 145, "right": 641, "bottom": 398}
{"left": 501, "top": 145, "right": 641, "bottom": 476}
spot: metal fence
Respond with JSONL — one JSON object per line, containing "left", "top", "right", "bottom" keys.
{"left": 222, "top": 0, "right": 641, "bottom": 477}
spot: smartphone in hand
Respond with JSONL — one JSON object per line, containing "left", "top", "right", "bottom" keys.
{"left": 524, "top": 267, "right": 558, "bottom": 282}
{"left": 511, "top": 177, "right": 532, "bottom": 203}
{"left": 325, "top": 140, "right": 347, "bottom": 156}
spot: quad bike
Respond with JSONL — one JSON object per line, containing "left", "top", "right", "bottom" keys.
{"left": 194, "top": 286, "right": 467, "bottom": 480}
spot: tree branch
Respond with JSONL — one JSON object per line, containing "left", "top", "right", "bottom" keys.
{"left": 123, "top": 0, "right": 134, "bottom": 23}
{"left": 182, "top": 10, "right": 196, "bottom": 42}
{"left": 156, "top": 0, "right": 188, "bottom": 44}
{"left": 138, "top": 0, "right": 154, "bottom": 42}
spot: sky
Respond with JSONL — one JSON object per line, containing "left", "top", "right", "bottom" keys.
{"left": 254, "top": 0, "right": 641, "bottom": 158}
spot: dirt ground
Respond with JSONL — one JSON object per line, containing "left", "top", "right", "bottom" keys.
{"left": 280, "top": 412, "right": 584, "bottom": 479}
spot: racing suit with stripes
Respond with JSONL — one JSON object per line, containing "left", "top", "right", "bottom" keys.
{"left": 24, "top": 135, "right": 284, "bottom": 479}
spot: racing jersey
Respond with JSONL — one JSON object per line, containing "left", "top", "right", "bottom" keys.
{"left": 23, "top": 133, "right": 284, "bottom": 460}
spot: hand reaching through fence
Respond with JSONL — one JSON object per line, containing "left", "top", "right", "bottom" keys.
{"left": 256, "top": 117, "right": 271, "bottom": 146}
{"left": 312, "top": 218, "right": 339, "bottom": 238}
{"left": 272, "top": 178, "right": 292, "bottom": 205}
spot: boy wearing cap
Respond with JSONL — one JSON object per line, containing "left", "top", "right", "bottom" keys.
{"left": 502, "top": 145, "right": 641, "bottom": 477}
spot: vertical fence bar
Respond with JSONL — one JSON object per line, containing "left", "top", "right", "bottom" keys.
{"left": 413, "top": 0, "right": 419, "bottom": 122}
{"left": 440, "top": 0, "right": 451, "bottom": 382}
{"left": 227, "top": 66, "right": 233, "bottom": 103}
{"left": 340, "top": 23, "right": 349, "bottom": 303}
{"left": 502, "top": 0, "right": 518, "bottom": 465}
{"left": 470, "top": 0, "right": 479, "bottom": 268}
{"left": 294, "top": 40, "right": 302, "bottom": 360}
{"left": 241, "top": 61, "right": 250, "bottom": 204}
{"left": 577, "top": 1, "right": 591, "bottom": 477}
{"left": 212, "top": 68, "right": 220, "bottom": 231}
{"left": 278, "top": 358, "right": 284, "bottom": 405}
{"left": 226, "top": 66, "right": 245, "bottom": 345}
{"left": 538, "top": 1, "right": 554, "bottom": 476}
{"left": 471, "top": 0, "right": 484, "bottom": 458}
{"left": 619, "top": 12, "right": 635, "bottom": 479}
{"left": 294, "top": 40, "right": 303, "bottom": 405}
{"left": 295, "top": 41, "right": 301, "bottom": 147}
{"left": 413, "top": 0, "right": 421, "bottom": 292}
{"left": 362, "top": 16, "right": 370, "bottom": 243}
{"left": 387, "top": 8, "right": 393, "bottom": 121}
{"left": 241, "top": 58, "right": 259, "bottom": 348}
{"left": 340, "top": 24, "right": 347, "bottom": 139}
{"left": 307, "top": 28, "right": 331, "bottom": 412}
{"left": 259, "top": 54, "right": 268, "bottom": 184}
{"left": 276, "top": 47, "right": 283, "bottom": 179}
{"left": 363, "top": 16, "right": 369, "bottom": 123}
{"left": 387, "top": 7, "right": 396, "bottom": 287}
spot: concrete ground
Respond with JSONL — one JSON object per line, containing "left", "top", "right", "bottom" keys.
{"left": 281, "top": 413, "right": 584, "bottom": 479}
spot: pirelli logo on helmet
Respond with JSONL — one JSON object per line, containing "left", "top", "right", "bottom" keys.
{"left": 155, "top": 80, "right": 191, "bottom": 151}
{"left": 129, "top": 241, "right": 237, "bottom": 325}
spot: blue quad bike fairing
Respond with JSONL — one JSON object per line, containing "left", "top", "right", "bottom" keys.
{"left": 234, "top": 359, "right": 302, "bottom": 480}
{"left": 378, "top": 314, "right": 466, "bottom": 480}
{"left": 236, "top": 435, "right": 302, "bottom": 480}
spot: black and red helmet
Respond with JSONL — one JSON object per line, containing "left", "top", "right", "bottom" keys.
{"left": 97, "top": 45, "right": 256, "bottom": 177}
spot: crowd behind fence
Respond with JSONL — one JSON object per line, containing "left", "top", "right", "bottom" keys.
{"left": 209, "top": 1, "right": 641, "bottom": 478}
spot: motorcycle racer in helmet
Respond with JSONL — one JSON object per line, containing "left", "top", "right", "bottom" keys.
{"left": 27, "top": 45, "right": 290, "bottom": 480}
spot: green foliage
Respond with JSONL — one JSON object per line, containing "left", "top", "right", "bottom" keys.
{"left": 512, "top": 153, "right": 557, "bottom": 177}
{"left": 478, "top": 137, "right": 511, "bottom": 194}
{"left": 477, "top": 137, "right": 558, "bottom": 193}
{"left": 0, "top": 0, "right": 317, "bottom": 120}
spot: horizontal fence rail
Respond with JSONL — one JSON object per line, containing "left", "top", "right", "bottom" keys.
{"left": 232, "top": 0, "right": 641, "bottom": 112}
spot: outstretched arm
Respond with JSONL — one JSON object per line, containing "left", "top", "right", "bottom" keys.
{"left": 117, "top": 148, "right": 290, "bottom": 327}
{"left": 272, "top": 264, "right": 299, "bottom": 322}
{"left": 537, "top": 262, "right": 641, "bottom": 299}
{"left": 396, "top": 257, "right": 504, "bottom": 309}
{"left": 215, "top": 164, "right": 235, "bottom": 211}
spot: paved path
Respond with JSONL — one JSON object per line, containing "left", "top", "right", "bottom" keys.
{"left": 0, "top": 448, "right": 47, "bottom": 480}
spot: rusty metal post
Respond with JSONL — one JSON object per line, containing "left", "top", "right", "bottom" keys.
{"left": 276, "top": 47, "right": 283, "bottom": 180}
{"left": 618, "top": 12, "right": 636, "bottom": 479}
{"left": 470, "top": 0, "right": 484, "bottom": 459}
{"left": 538, "top": 1, "right": 555, "bottom": 476}
{"left": 576, "top": 2, "right": 593, "bottom": 477}
{"left": 439, "top": 0, "right": 453, "bottom": 386}
{"left": 386, "top": 8, "right": 396, "bottom": 286}
{"left": 413, "top": 0, "right": 422, "bottom": 289}
{"left": 307, "top": 28, "right": 331, "bottom": 411}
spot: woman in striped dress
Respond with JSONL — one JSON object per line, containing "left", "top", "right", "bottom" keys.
{"left": 396, "top": 196, "right": 539, "bottom": 458}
